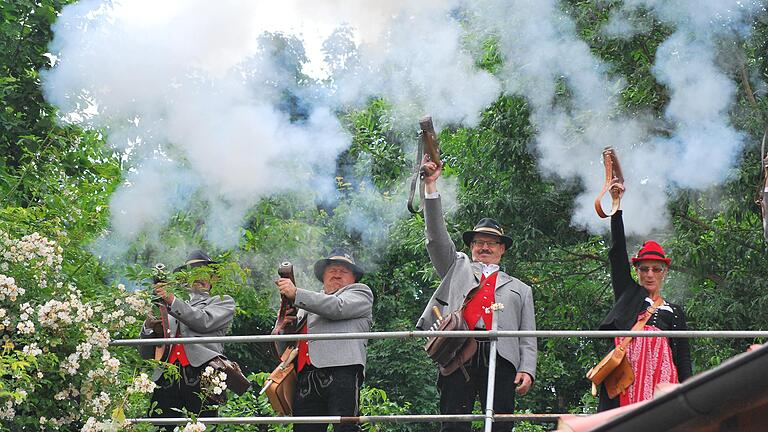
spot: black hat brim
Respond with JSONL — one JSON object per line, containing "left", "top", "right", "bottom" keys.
{"left": 173, "top": 259, "right": 217, "bottom": 273}
{"left": 462, "top": 230, "right": 513, "bottom": 249}
{"left": 313, "top": 258, "right": 364, "bottom": 282}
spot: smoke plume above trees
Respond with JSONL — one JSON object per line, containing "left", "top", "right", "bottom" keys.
{"left": 40, "top": 0, "right": 765, "bottom": 257}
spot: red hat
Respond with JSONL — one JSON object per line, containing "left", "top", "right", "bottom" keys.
{"left": 631, "top": 241, "right": 671, "bottom": 266}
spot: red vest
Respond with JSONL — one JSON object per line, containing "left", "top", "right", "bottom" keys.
{"left": 167, "top": 328, "right": 190, "bottom": 366}
{"left": 297, "top": 324, "right": 311, "bottom": 372}
{"left": 463, "top": 272, "right": 498, "bottom": 330}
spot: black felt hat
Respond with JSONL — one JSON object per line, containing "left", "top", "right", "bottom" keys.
{"left": 461, "top": 218, "right": 513, "bottom": 249}
{"left": 173, "top": 250, "right": 217, "bottom": 273}
{"left": 313, "top": 248, "right": 364, "bottom": 282}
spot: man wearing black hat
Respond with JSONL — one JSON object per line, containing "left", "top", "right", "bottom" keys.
{"left": 139, "top": 250, "right": 235, "bottom": 429}
{"left": 415, "top": 160, "right": 537, "bottom": 432}
{"left": 274, "top": 248, "right": 373, "bottom": 432}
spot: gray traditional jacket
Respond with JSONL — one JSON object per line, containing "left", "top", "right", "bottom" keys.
{"left": 279, "top": 283, "right": 373, "bottom": 371}
{"left": 139, "top": 290, "right": 235, "bottom": 381}
{"left": 415, "top": 197, "right": 538, "bottom": 380}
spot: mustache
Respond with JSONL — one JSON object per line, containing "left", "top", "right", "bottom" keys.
{"left": 478, "top": 249, "right": 492, "bottom": 255}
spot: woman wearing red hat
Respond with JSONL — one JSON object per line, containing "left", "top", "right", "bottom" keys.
{"left": 596, "top": 183, "right": 692, "bottom": 412}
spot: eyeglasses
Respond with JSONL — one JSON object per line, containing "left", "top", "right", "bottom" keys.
{"left": 636, "top": 265, "right": 666, "bottom": 274}
{"left": 471, "top": 240, "right": 503, "bottom": 247}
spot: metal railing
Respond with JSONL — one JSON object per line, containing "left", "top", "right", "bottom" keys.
{"left": 110, "top": 330, "right": 768, "bottom": 347}
{"left": 113, "top": 311, "right": 768, "bottom": 430}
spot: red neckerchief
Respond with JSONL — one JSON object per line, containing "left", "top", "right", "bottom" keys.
{"left": 167, "top": 326, "right": 190, "bottom": 366}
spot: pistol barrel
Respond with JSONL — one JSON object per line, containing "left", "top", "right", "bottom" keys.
{"left": 278, "top": 261, "right": 295, "bottom": 285}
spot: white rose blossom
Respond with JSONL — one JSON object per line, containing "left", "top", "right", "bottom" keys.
{"left": 90, "top": 392, "right": 111, "bottom": 415}
{"left": 124, "top": 290, "right": 148, "bottom": 308}
{"left": 128, "top": 373, "right": 157, "bottom": 394}
{"left": 76, "top": 342, "right": 93, "bottom": 360}
{"left": 22, "top": 343, "right": 42, "bottom": 357}
{"left": 13, "top": 389, "right": 28, "bottom": 403}
{"left": 201, "top": 366, "right": 228, "bottom": 396}
{"left": 181, "top": 421, "right": 207, "bottom": 432}
{"left": 81, "top": 417, "right": 98, "bottom": 432}
{"left": 16, "top": 320, "right": 35, "bottom": 334}
{"left": 104, "top": 357, "right": 120, "bottom": 374}
{"left": 0, "top": 274, "right": 23, "bottom": 302}
{"left": 88, "top": 329, "right": 111, "bottom": 348}
{"left": 0, "top": 405, "right": 15, "bottom": 420}
{"left": 60, "top": 353, "right": 80, "bottom": 375}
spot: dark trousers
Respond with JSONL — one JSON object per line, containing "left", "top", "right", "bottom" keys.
{"left": 437, "top": 340, "right": 517, "bottom": 432}
{"left": 149, "top": 364, "right": 218, "bottom": 431}
{"left": 293, "top": 364, "right": 364, "bottom": 432}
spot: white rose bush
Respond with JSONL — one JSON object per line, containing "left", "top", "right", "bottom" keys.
{"left": 0, "top": 228, "right": 158, "bottom": 431}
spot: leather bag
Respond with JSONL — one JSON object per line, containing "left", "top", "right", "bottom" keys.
{"left": 438, "top": 337, "right": 478, "bottom": 377}
{"left": 262, "top": 347, "right": 299, "bottom": 416}
{"left": 424, "top": 308, "right": 478, "bottom": 377}
{"left": 207, "top": 357, "right": 252, "bottom": 396}
{"left": 603, "top": 354, "right": 635, "bottom": 399}
{"left": 586, "top": 297, "right": 663, "bottom": 399}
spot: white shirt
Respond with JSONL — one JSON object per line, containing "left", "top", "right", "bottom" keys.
{"left": 480, "top": 263, "right": 499, "bottom": 278}
{"left": 645, "top": 297, "right": 673, "bottom": 313}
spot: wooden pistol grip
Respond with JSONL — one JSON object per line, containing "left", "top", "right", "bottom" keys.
{"left": 419, "top": 116, "right": 440, "bottom": 165}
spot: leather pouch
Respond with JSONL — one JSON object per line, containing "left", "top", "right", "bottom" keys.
{"left": 207, "top": 357, "right": 252, "bottom": 396}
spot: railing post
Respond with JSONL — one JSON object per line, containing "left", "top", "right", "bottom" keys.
{"left": 484, "top": 308, "right": 499, "bottom": 432}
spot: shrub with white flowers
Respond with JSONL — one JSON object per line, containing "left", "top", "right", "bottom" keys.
{"left": 0, "top": 229, "right": 155, "bottom": 431}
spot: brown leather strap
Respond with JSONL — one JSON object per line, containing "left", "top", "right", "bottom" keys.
{"left": 153, "top": 301, "right": 171, "bottom": 361}
{"left": 617, "top": 297, "right": 664, "bottom": 351}
{"left": 594, "top": 147, "right": 624, "bottom": 218}
{"left": 271, "top": 314, "right": 307, "bottom": 362}
{"left": 406, "top": 133, "right": 426, "bottom": 214}
{"left": 272, "top": 297, "right": 291, "bottom": 335}
{"left": 407, "top": 116, "right": 440, "bottom": 215}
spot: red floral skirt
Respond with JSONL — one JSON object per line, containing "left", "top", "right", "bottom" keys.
{"left": 614, "top": 325, "right": 678, "bottom": 406}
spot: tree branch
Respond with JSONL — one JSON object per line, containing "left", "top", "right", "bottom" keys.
{"left": 740, "top": 59, "right": 758, "bottom": 106}
{"left": 678, "top": 213, "right": 762, "bottom": 254}
{"left": 672, "top": 264, "right": 726, "bottom": 287}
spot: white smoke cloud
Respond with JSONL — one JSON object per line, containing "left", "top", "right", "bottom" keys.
{"left": 42, "top": 0, "right": 503, "bottom": 259}
{"left": 41, "top": 0, "right": 764, "bottom": 260}
{"left": 467, "top": 0, "right": 761, "bottom": 236}
{"left": 323, "top": 4, "right": 501, "bottom": 126}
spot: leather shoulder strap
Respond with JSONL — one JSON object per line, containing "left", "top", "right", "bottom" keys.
{"left": 154, "top": 301, "right": 172, "bottom": 362}
{"left": 618, "top": 297, "right": 664, "bottom": 350}
{"left": 407, "top": 134, "right": 426, "bottom": 214}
